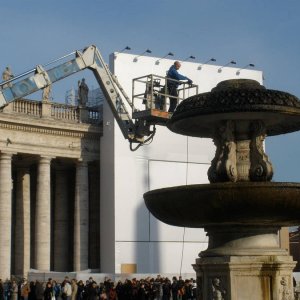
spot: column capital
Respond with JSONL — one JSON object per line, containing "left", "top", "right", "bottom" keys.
{"left": 38, "top": 156, "right": 53, "bottom": 164}
{"left": 39, "top": 155, "right": 54, "bottom": 159}
{"left": 76, "top": 158, "right": 89, "bottom": 167}
{"left": 0, "top": 151, "right": 15, "bottom": 159}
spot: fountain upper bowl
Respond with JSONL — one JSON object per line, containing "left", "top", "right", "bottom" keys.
{"left": 167, "top": 79, "right": 300, "bottom": 138}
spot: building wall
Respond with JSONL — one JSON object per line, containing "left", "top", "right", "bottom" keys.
{"left": 0, "top": 100, "right": 101, "bottom": 278}
{"left": 100, "top": 53, "right": 263, "bottom": 274}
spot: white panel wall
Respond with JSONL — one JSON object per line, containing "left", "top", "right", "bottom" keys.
{"left": 148, "top": 160, "right": 208, "bottom": 242}
{"left": 115, "top": 241, "right": 208, "bottom": 274}
{"left": 100, "top": 53, "right": 263, "bottom": 273}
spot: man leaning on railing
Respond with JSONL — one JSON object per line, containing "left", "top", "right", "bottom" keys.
{"left": 166, "top": 61, "right": 193, "bottom": 112}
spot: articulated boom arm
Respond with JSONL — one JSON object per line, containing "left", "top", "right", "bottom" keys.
{"left": 0, "top": 45, "right": 153, "bottom": 144}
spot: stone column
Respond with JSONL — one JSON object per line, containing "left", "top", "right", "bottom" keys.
{"left": 14, "top": 166, "right": 31, "bottom": 276}
{"left": 89, "top": 163, "right": 100, "bottom": 269}
{"left": 0, "top": 152, "right": 13, "bottom": 279}
{"left": 35, "top": 156, "right": 52, "bottom": 271}
{"left": 53, "top": 167, "right": 70, "bottom": 271}
{"left": 74, "top": 160, "right": 89, "bottom": 271}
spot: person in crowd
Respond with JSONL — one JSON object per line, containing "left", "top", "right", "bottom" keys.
{"left": 21, "top": 279, "right": 30, "bottom": 300}
{"left": 147, "top": 279, "right": 157, "bottom": 300}
{"left": 0, "top": 279, "right": 4, "bottom": 300}
{"left": 76, "top": 281, "right": 85, "bottom": 300}
{"left": 102, "top": 278, "right": 110, "bottom": 299}
{"left": 131, "top": 279, "right": 138, "bottom": 300}
{"left": 35, "top": 281, "right": 44, "bottom": 300}
{"left": 10, "top": 281, "right": 18, "bottom": 300}
{"left": 154, "top": 275, "right": 162, "bottom": 300}
{"left": 190, "top": 279, "right": 197, "bottom": 300}
{"left": 71, "top": 279, "right": 78, "bottom": 300}
{"left": 162, "top": 278, "right": 171, "bottom": 300}
{"left": 171, "top": 277, "right": 178, "bottom": 300}
{"left": 166, "top": 61, "right": 192, "bottom": 112}
{"left": 28, "top": 282, "right": 36, "bottom": 300}
{"left": 4, "top": 281, "right": 11, "bottom": 300}
{"left": 4, "top": 280, "right": 11, "bottom": 300}
{"left": 115, "top": 281, "right": 124, "bottom": 300}
{"left": 86, "top": 282, "right": 98, "bottom": 300}
{"left": 126, "top": 279, "right": 135, "bottom": 300}
{"left": 108, "top": 283, "right": 117, "bottom": 300}
{"left": 177, "top": 277, "right": 185, "bottom": 300}
{"left": 83, "top": 281, "right": 91, "bottom": 300}
{"left": 137, "top": 283, "right": 147, "bottom": 300}
{"left": 183, "top": 280, "right": 192, "bottom": 300}
{"left": 52, "top": 281, "right": 60, "bottom": 300}
{"left": 61, "top": 278, "right": 72, "bottom": 300}
{"left": 43, "top": 282, "right": 53, "bottom": 300}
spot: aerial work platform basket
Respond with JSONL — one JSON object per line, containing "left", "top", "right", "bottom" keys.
{"left": 132, "top": 74, "right": 198, "bottom": 125}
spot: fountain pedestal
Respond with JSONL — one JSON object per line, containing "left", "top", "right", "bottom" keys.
{"left": 195, "top": 252, "right": 295, "bottom": 300}
{"left": 144, "top": 79, "right": 300, "bottom": 300}
{"left": 195, "top": 226, "right": 295, "bottom": 300}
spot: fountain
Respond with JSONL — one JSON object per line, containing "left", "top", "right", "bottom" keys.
{"left": 144, "top": 79, "right": 300, "bottom": 300}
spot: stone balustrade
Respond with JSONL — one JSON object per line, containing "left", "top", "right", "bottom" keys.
{"left": 51, "top": 103, "right": 79, "bottom": 121}
{"left": 13, "top": 99, "right": 41, "bottom": 116}
{"left": 4, "top": 98, "right": 101, "bottom": 124}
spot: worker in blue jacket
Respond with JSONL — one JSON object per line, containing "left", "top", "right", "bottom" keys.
{"left": 167, "top": 61, "right": 193, "bottom": 112}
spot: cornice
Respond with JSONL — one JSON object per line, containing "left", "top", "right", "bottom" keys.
{"left": 0, "top": 119, "right": 102, "bottom": 139}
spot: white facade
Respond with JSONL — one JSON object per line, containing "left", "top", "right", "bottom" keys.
{"left": 100, "top": 53, "right": 263, "bottom": 274}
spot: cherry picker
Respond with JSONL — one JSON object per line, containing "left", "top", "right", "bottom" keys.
{"left": 0, "top": 45, "right": 198, "bottom": 151}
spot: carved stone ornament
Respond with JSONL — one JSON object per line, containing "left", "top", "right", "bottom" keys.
{"left": 279, "top": 277, "right": 292, "bottom": 300}
{"left": 211, "top": 277, "right": 226, "bottom": 300}
{"left": 208, "top": 120, "right": 237, "bottom": 183}
{"left": 249, "top": 121, "right": 273, "bottom": 181}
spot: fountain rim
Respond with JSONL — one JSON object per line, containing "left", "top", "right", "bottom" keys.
{"left": 167, "top": 79, "right": 300, "bottom": 137}
{"left": 144, "top": 182, "right": 300, "bottom": 228}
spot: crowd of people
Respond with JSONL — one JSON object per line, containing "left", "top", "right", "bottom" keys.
{"left": 0, "top": 275, "right": 198, "bottom": 300}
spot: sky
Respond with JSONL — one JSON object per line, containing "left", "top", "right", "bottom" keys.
{"left": 1, "top": 0, "right": 300, "bottom": 182}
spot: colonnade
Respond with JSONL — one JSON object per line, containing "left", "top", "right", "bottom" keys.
{"left": 0, "top": 152, "right": 100, "bottom": 279}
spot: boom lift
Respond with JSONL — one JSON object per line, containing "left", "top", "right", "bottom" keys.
{"left": 0, "top": 45, "right": 198, "bottom": 151}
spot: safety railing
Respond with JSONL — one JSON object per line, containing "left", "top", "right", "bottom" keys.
{"left": 132, "top": 74, "right": 198, "bottom": 112}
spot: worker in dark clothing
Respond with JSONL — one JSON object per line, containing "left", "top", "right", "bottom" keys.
{"left": 167, "top": 61, "right": 193, "bottom": 112}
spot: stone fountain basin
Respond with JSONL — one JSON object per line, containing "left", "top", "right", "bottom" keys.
{"left": 167, "top": 79, "right": 300, "bottom": 137}
{"left": 144, "top": 182, "right": 300, "bottom": 227}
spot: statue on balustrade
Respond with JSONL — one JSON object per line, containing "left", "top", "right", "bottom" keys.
{"left": 2, "top": 66, "right": 14, "bottom": 88}
{"left": 78, "top": 78, "right": 89, "bottom": 107}
{"left": 42, "top": 84, "right": 52, "bottom": 102}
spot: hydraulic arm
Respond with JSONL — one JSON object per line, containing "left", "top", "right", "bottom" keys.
{"left": 0, "top": 45, "right": 154, "bottom": 146}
